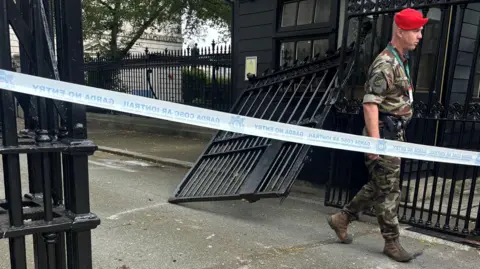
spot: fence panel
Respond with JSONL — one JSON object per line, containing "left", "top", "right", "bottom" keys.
{"left": 84, "top": 42, "right": 233, "bottom": 112}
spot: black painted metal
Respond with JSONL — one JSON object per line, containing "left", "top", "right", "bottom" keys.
{"left": 326, "top": 0, "right": 480, "bottom": 240}
{"left": 1, "top": 0, "right": 100, "bottom": 268}
{"left": 84, "top": 42, "right": 233, "bottom": 113}
{"left": 169, "top": 42, "right": 359, "bottom": 203}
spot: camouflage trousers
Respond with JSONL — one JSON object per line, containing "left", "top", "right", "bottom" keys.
{"left": 342, "top": 153, "right": 402, "bottom": 240}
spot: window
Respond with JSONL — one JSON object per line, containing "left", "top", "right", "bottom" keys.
{"left": 280, "top": 39, "right": 329, "bottom": 66}
{"left": 275, "top": 0, "right": 337, "bottom": 68}
{"left": 281, "top": 0, "right": 332, "bottom": 28}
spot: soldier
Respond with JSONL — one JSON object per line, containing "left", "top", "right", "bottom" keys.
{"left": 327, "top": 8, "right": 428, "bottom": 263}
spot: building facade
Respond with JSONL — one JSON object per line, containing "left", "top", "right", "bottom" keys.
{"left": 232, "top": 0, "right": 480, "bottom": 103}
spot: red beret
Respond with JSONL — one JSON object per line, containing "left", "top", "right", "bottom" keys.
{"left": 394, "top": 8, "right": 429, "bottom": 30}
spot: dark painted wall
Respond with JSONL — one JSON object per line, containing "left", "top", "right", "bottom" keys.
{"left": 232, "top": 0, "right": 340, "bottom": 102}
{"left": 232, "top": 0, "right": 277, "bottom": 101}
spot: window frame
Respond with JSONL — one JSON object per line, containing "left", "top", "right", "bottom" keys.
{"left": 276, "top": 0, "right": 339, "bottom": 34}
{"left": 277, "top": 36, "right": 333, "bottom": 67}
{"left": 272, "top": 0, "right": 340, "bottom": 68}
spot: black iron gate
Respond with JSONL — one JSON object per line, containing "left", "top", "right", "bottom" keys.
{"left": 1, "top": 0, "right": 99, "bottom": 268}
{"left": 169, "top": 44, "right": 359, "bottom": 203}
{"left": 325, "top": 0, "right": 480, "bottom": 241}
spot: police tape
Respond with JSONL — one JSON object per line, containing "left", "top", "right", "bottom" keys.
{"left": 1, "top": 68, "right": 480, "bottom": 166}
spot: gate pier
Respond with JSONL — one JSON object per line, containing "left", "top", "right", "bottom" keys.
{"left": 1, "top": 0, "right": 100, "bottom": 268}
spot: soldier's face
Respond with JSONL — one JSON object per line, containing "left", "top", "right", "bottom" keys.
{"left": 399, "top": 28, "right": 423, "bottom": 50}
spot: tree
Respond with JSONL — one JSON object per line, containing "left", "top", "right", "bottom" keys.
{"left": 82, "top": 0, "right": 232, "bottom": 60}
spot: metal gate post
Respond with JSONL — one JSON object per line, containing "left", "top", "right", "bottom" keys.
{"left": 0, "top": 0, "right": 100, "bottom": 268}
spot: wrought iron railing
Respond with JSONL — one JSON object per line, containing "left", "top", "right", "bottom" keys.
{"left": 84, "top": 42, "right": 233, "bottom": 112}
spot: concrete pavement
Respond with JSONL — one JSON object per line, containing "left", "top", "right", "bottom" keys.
{"left": 87, "top": 127, "right": 208, "bottom": 167}
{"left": 1, "top": 151, "right": 479, "bottom": 269}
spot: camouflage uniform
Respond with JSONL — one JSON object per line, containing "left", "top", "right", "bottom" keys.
{"left": 327, "top": 43, "right": 415, "bottom": 262}
{"left": 342, "top": 43, "right": 413, "bottom": 240}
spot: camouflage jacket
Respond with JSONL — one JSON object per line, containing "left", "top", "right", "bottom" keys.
{"left": 363, "top": 44, "right": 413, "bottom": 123}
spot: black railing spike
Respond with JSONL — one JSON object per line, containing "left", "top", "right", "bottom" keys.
{"left": 261, "top": 68, "right": 269, "bottom": 76}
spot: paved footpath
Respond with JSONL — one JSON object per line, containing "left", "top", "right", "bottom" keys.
{"left": 87, "top": 127, "right": 207, "bottom": 168}
{"left": 1, "top": 151, "right": 479, "bottom": 269}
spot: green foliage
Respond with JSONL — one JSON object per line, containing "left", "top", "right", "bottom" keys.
{"left": 82, "top": 0, "right": 232, "bottom": 60}
{"left": 181, "top": 67, "right": 231, "bottom": 109}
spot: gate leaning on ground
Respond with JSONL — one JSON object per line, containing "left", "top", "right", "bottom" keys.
{"left": 1, "top": 0, "right": 99, "bottom": 268}
{"left": 169, "top": 0, "right": 480, "bottom": 245}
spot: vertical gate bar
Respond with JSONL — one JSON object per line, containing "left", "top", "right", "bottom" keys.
{"left": 59, "top": 0, "right": 96, "bottom": 267}
{"left": 385, "top": 13, "right": 394, "bottom": 48}
{"left": 459, "top": 16, "right": 480, "bottom": 233}
{"left": 424, "top": 5, "right": 451, "bottom": 228}
{"left": 411, "top": 8, "right": 429, "bottom": 88}
{"left": 417, "top": 122, "right": 433, "bottom": 224}
{"left": 15, "top": 0, "right": 35, "bottom": 130}
{"left": 452, "top": 121, "right": 470, "bottom": 232}
{"left": 34, "top": 0, "right": 60, "bottom": 267}
{"left": 285, "top": 74, "right": 316, "bottom": 123}
{"left": 349, "top": 15, "right": 363, "bottom": 99}
{"left": 434, "top": 119, "right": 455, "bottom": 228}
{"left": 276, "top": 78, "right": 306, "bottom": 123}
{"left": 310, "top": 70, "right": 338, "bottom": 119}
{"left": 54, "top": 0, "right": 68, "bottom": 266}
{"left": 0, "top": 1, "right": 28, "bottom": 268}
{"left": 343, "top": 111, "right": 357, "bottom": 204}
{"left": 297, "top": 71, "right": 328, "bottom": 121}
{"left": 407, "top": 118, "right": 423, "bottom": 223}
{"left": 475, "top": 198, "right": 480, "bottom": 235}
{"left": 441, "top": 6, "right": 467, "bottom": 231}
{"left": 369, "top": 14, "right": 379, "bottom": 65}
{"left": 464, "top": 163, "right": 478, "bottom": 233}
{"left": 338, "top": 8, "right": 351, "bottom": 83}
{"left": 65, "top": 155, "right": 94, "bottom": 269}
{"left": 417, "top": 7, "right": 450, "bottom": 226}
{"left": 443, "top": 4, "right": 465, "bottom": 108}
{"left": 434, "top": 5, "right": 456, "bottom": 148}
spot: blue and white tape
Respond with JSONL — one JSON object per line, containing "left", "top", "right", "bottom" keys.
{"left": 1, "top": 69, "right": 480, "bottom": 166}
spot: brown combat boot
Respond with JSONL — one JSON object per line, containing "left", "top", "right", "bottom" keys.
{"left": 383, "top": 237, "right": 414, "bottom": 262}
{"left": 327, "top": 211, "right": 354, "bottom": 244}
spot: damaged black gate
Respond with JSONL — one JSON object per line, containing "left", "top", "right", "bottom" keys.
{"left": 168, "top": 44, "right": 358, "bottom": 203}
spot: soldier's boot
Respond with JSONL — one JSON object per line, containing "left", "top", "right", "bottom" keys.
{"left": 327, "top": 211, "right": 354, "bottom": 244}
{"left": 383, "top": 237, "right": 414, "bottom": 262}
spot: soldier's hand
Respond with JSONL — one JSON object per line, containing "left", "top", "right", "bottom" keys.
{"left": 367, "top": 154, "right": 379, "bottom": 160}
